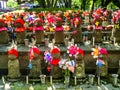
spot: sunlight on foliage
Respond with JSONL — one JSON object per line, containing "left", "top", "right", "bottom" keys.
{"left": 7, "top": 0, "right": 18, "bottom": 8}
{"left": 107, "top": 2, "right": 119, "bottom": 10}
{"left": 72, "top": 0, "right": 82, "bottom": 9}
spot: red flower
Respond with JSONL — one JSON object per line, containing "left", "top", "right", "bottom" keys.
{"left": 47, "top": 66, "right": 51, "bottom": 72}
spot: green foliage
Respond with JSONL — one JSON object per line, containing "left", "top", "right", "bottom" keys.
{"left": 107, "top": 2, "right": 119, "bottom": 10}
{"left": 85, "top": 0, "right": 93, "bottom": 10}
{"left": 26, "top": 0, "right": 120, "bottom": 10}
{"left": 25, "top": 8, "right": 79, "bottom": 12}
{"left": 7, "top": 0, "right": 18, "bottom": 8}
{"left": 72, "top": 0, "right": 82, "bottom": 9}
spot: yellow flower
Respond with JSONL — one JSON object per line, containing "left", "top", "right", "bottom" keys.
{"left": 50, "top": 27, "right": 54, "bottom": 32}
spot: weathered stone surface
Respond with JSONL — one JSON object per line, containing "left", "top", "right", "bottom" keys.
{"left": 16, "top": 32, "right": 25, "bottom": 44}
{"left": 0, "top": 44, "right": 120, "bottom": 76}
{"left": 8, "top": 59, "right": 20, "bottom": 78}
{"left": 54, "top": 31, "right": 64, "bottom": 44}
{"left": 35, "top": 31, "right": 44, "bottom": 44}
{"left": 0, "top": 31, "right": 9, "bottom": 44}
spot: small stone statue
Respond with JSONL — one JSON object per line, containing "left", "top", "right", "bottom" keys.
{"left": 34, "top": 18, "right": 44, "bottom": 44}
{"left": 0, "top": 19, "right": 9, "bottom": 44}
{"left": 75, "top": 48, "right": 85, "bottom": 78}
{"left": 50, "top": 46, "right": 62, "bottom": 78}
{"left": 7, "top": 47, "right": 20, "bottom": 79}
{"left": 72, "top": 13, "right": 82, "bottom": 44}
{"left": 28, "top": 47, "right": 41, "bottom": 78}
{"left": 114, "top": 20, "right": 120, "bottom": 43}
{"left": 92, "top": 17, "right": 103, "bottom": 43}
{"left": 54, "top": 17, "right": 64, "bottom": 44}
{"left": 14, "top": 18, "right": 25, "bottom": 44}
{"left": 92, "top": 47, "right": 108, "bottom": 77}
{"left": 99, "top": 55, "right": 108, "bottom": 76}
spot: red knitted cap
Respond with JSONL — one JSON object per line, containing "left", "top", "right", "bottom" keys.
{"left": 29, "top": 47, "right": 41, "bottom": 55}
{"left": 14, "top": 18, "right": 24, "bottom": 25}
{"left": 8, "top": 48, "right": 18, "bottom": 57}
{"left": 50, "top": 47, "right": 60, "bottom": 54}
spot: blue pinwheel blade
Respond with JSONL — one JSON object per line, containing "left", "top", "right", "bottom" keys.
{"left": 28, "top": 63, "right": 32, "bottom": 69}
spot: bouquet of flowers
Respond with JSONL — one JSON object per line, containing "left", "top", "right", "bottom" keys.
{"left": 59, "top": 58, "right": 75, "bottom": 76}
{"left": 91, "top": 47, "right": 108, "bottom": 67}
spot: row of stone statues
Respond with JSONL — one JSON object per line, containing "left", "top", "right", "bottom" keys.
{"left": 0, "top": 18, "right": 120, "bottom": 46}
{"left": 6, "top": 44, "right": 108, "bottom": 83}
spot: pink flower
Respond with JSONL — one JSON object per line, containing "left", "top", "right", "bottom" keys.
{"left": 99, "top": 48, "right": 108, "bottom": 55}
{"left": 72, "top": 31, "right": 77, "bottom": 34}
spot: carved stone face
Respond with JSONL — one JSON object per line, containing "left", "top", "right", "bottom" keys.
{"left": 15, "top": 23, "right": 23, "bottom": 28}
{"left": 76, "top": 64, "right": 85, "bottom": 78}
{"left": 52, "top": 53, "right": 60, "bottom": 59}
{"left": 36, "top": 22, "right": 42, "bottom": 26}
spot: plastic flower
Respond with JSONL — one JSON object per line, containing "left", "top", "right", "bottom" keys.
{"left": 96, "top": 58, "right": 105, "bottom": 67}
{"left": 91, "top": 47, "right": 99, "bottom": 58}
{"left": 59, "top": 59, "right": 68, "bottom": 70}
{"left": 66, "top": 60, "right": 75, "bottom": 73}
{"left": 91, "top": 47, "right": 108, "bottom": 58}
{"left": 99, "top": 48, "right": 108, "bottom": 55}
{"left": 44, "top": 50, "right": 52, "bottom": 63}
{"left": 67, "top": 44, "right": 78, "bottom": 57}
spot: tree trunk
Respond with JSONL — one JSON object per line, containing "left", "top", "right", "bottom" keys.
{"left": 46, "top": 0, "right": 50, "bottom": 8}
{"left": 68, "top": 0, "right": 72, "bottom": 8}
{"left": 91, "top": 0, "right": 95, "bottom": 10}
{"left": 53, "top": 0, "right": 58, "bottom": 7}
{"left": 81, "top": 0, "right": 86, "bottom": 10}
{"left": 101, "top": 0, "right": 111, "bottom": 8}
{"left": 37, "top": 0, "right": 46, "bottom": 8}
{"left": 101, "top": 0, "right": 104, "bottom": 8}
